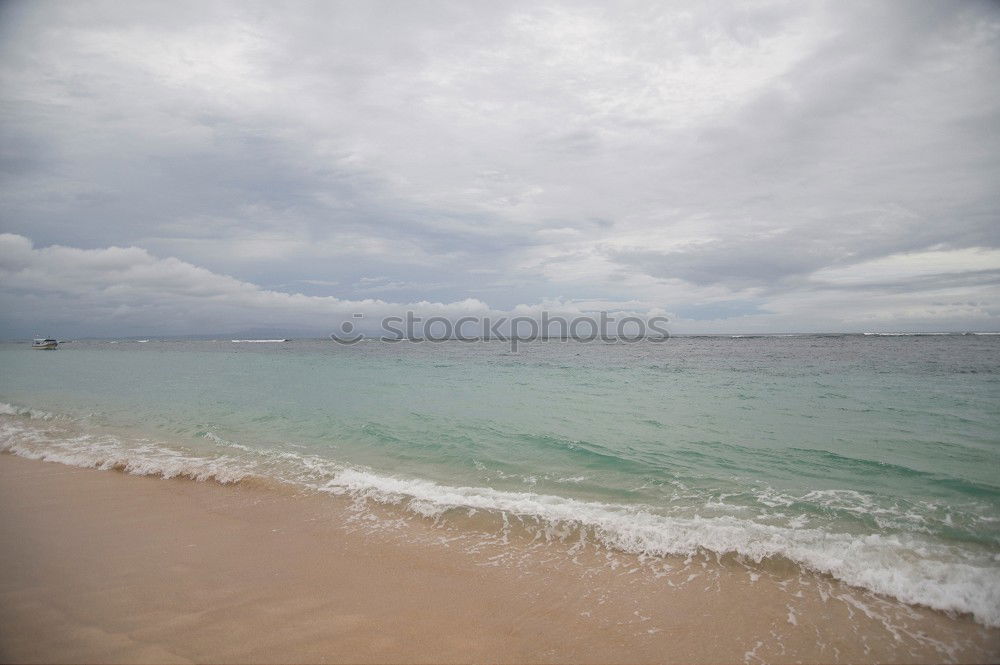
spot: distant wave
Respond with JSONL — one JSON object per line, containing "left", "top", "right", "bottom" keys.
{"left": 862, "top": 332, "right": 960, "bottom": 336}
{"left": 1, "top": 403, "right": 998, "bottom": 627}
{"left": 231, "top": 339, "right": 289, "bottom": 343}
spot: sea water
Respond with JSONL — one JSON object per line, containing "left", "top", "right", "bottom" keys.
{"left": 1, "top": 335, "right": 998, "bottom": 625}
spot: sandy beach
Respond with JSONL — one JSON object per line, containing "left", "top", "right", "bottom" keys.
{"left": 3, "top": 0, "right": 999, "bottom": 661}
{"left": 0, "top": 452, "right": 996, "bottom": 664}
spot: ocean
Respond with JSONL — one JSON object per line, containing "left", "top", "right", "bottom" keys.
{"left": 1, "top": 334, "right": 998, "bottom": 627}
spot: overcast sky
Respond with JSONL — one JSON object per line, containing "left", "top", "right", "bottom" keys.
{"left": 1, "top": 0, "right": 998, "bottom": 337}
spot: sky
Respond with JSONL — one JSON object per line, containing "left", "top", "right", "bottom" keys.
{"left": 1, "top": 0, "right": 998, "bottom": 337}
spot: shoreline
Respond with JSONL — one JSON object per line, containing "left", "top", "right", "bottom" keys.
{"left": 4, "top": 404, "right": 998, "bottom": 632}
{"left": 1, "top": 453, "right": 998, "bottom": 663}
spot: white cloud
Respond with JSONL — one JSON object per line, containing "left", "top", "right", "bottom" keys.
{"left": 810, "top": 248, "right": 1000, "bottom": 287}
{"left": 0, "top": 234, "right": 496, "bottom": 335}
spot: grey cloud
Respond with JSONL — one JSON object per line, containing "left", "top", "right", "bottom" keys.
{"left": 0, "top": 233, "right": 673, "bottom": 337}
{"left": 1, "top": 0, "right": 998, "bottom": 334}
{"left": 812, "top": 269, "right": 1000, "bottom": 296}
{"left": 608, "top": 203, "right": 999, "bottom": 290}
{"left": 0, "top": 233, "right": 496, "bottom": 337}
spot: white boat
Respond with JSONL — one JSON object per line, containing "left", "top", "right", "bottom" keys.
{"left": 32, "top": 338, "right": 58, "bottom": 350}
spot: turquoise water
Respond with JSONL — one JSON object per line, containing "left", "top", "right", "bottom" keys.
{"left": 1, "top": 335, "right": 998, "bottom": 624}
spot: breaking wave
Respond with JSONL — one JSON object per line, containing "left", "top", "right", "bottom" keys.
{"left": 1, "top": 403, "right": 998, "bottom": 628}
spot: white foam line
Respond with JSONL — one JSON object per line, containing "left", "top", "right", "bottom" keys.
{"left": 2, "top": 411, "right": 998, "bottom": 627}
{"left": 317, "top": 467, "right": 1000, "bottom": 626}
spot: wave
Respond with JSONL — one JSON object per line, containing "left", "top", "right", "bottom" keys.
{"left": 862, "top": 332, "right": 958, "bottom": 336}
{"left": 317, "top": 469, "right": 1000, "bottom": 627}
{"left": 0, "top": 421, "right": 250, "bottom": 484}
{"left": 1, "top": 407, "right": 998, "bottom": 627}
{"left": 0, "top": 401, "right": 56, "bottom": 420}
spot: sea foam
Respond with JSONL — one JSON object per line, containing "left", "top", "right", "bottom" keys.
{"left": 1, "top": 407, "right": 998, "bottom": 627}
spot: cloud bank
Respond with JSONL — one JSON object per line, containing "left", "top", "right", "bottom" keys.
{"left": 1, "top": 0, "right": 998, "bottom": 336}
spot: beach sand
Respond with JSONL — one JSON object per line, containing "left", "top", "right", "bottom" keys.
{"left": 0, "top": 452, "right": 997, "bottom": 664}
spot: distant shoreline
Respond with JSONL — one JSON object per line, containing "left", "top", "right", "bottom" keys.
{"left": 3, "top": 331, "right": 1000, "bottom": 344}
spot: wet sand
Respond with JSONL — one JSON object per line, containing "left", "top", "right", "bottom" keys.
{"left": 0, "top": 453, "right": 997, "bottom": 664}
